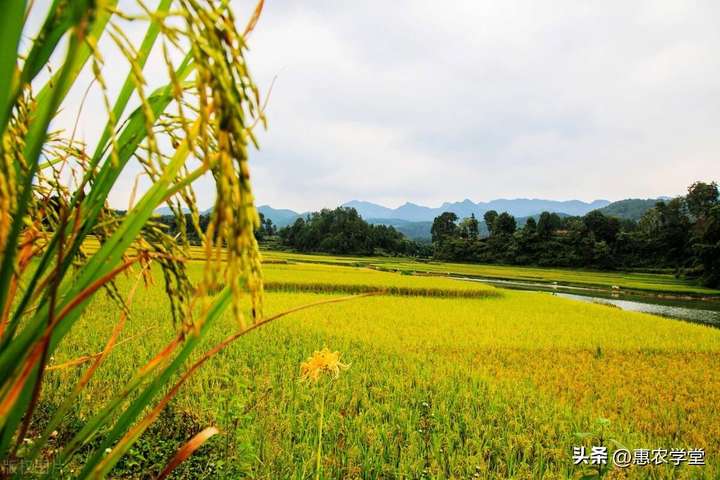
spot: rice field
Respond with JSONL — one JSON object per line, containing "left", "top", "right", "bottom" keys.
{"left": 372, "top": 260, "right": 720, "bottom": 296}
{"left": 37, "top": 254, "right": 720, "bottom": 478}
{"left": 82, "top": 239, "right": 720, "bottom": 296}
{"left": 261, "top": 250, "right": 720, "bottom": 296}
{"left": 260, "top": 263, "right": 500, "bottom": 298}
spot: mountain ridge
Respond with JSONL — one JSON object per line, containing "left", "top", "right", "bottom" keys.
{"left": 157, "top": 197, "right": 670, "bottom": 241}
{"left": 256, "top": 198, "right": 612, "bottom": 228}
{"left": 595, "top": 197, "right": 671, "bottom": 221}
{"left": 343, "top": 198, "right": 610, "bottom": 222}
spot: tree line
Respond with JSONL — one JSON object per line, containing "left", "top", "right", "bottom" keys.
{"left": 431, "top": 181, "right": 720, "bottom": 287}
{"left": 278, "top": 207, "right": 424, "bottom": 255}
{"left": 151, "top": 207, "right": 421, "bottom": 256}
{"left": 148, "top": 180, "right": 719, "bottom": 287}
{"left": 151, "top": 211, "right": 277, "bottom": 244}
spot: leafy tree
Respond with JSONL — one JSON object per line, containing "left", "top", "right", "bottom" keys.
{"left": 695, "top": 205, "right": 720, "bottom": 287}
{"left": 592, "top": 240, "right": 613, "bottom": 269}
{"left": 459, "top": 214, "right": 480, "bottom": 239}
{"left": 431, "top": 212, "right": 459, "bottom": 243}
{"left": 655, "top": 198, "right": 691, "bottom": 266}
{"left": 279, "top": 207, "right": 414, "bottom": 255}
{"left": 638, "top": 207, "right": 661, "bottom": 234}
{"left": 255, "top": 213, "right": 276, "bottom": 241}
{"left": 425, "top": 180, "right": 718, "bottom": 284}
{"left": 483, "top": 210, "right": 498, "bottom": 236}
{"left": 583, "top": 210, "right": 620, "bottom": 243}
{"left": 263, "top": 215, "right": 276, "bottom": 236}
{"left": 493, "top": 212, "right": 517, "bottom": 236}
{"left": 537, "top": 211, "right": 562, "bottom": 239}
{"left": 686, "top": 181, "right": 719, "bottom": 221}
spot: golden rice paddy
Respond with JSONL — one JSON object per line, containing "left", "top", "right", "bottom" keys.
{"left": 42, "top": 254, "right": 720, "bottom": 478}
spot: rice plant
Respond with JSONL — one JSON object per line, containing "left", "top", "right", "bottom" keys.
{"left": 53, "top": 280, "right": 720, "bottom": 478}
{"left": 0, "top": 0, "right": 274, "bottom": 476}
{"left": 264, "top": 280, "right": 503, "bottom": 298}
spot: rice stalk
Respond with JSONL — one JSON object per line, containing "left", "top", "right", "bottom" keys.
{"left": 0, "top": 0, "right": 275, "bottom": 476}
{"left": 264, "top": 281, "right": 504, "bottom": 298}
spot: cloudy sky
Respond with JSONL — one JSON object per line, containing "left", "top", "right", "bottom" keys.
{"left": 243, "top": 0, "right": 720, "bottom": 211}
{"left": 36, "top": 1, "right": 720, "bottom": 211}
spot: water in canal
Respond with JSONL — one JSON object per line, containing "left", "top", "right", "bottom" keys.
{"left": 456, "top": 277, "right": 720, "bottom": 327}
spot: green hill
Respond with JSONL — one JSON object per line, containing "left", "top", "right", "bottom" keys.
{"left": 596, "top": 198, "right": 669, "bottom": 221}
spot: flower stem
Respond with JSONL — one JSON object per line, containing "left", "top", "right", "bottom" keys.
{"left": 315, "top": 389, "right": 326, "bottom": 480}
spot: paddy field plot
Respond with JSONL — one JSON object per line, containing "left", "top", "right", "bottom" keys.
{"left": 41, "top": 256, "right": 720, "bottom": 478}
{"left": 261, "top": 249, "right": 720, "bottom": 296}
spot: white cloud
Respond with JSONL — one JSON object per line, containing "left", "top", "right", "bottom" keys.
{"left": 28, "top": 0, "right": 720, "bottom": 210}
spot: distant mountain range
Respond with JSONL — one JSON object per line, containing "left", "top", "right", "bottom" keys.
{"left": 342, "top": 198, "right": 610, "bottom": 222}
{"left": 254, "top": 198, "right": 612, "bottom": 240}
{"left": 157, "top": 197, "right": 669, "bottom": 241}
{"left": 257, "top": 198, "right": 610, "bottom": 227}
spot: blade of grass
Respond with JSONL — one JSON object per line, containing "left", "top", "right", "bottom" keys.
{"left": 0, "top": 0, "right": 98, "bottom": 333}
{"left": 88, "top": 0, "right": 173, "bottom": 168}
{"left": 27, "top": 1, "right": 118, "bottom": 113}
{"left": 72, "top": 287, "right": 234, "bottom": 479}
{"left": 0, "top": 0, "right": 116, "bottom": 139}
{"left": 44, "top": 327, "right": 156, "bottom": 372}
{"left": 22, "top": 268, "right": 147, "bottom": 469}
{"left": 0, "top": 21, "right": 93, "bottom": 457}
{"left": 54, "top": 335, "right": 183, "bottom": 468}
{"left": 2, "top": 1, "right": 268, "bottom": 475}
{"left": 242, "top": 0, "right": 265, "bottom": 38}
{"left": 48, "top": 125, "right": 203, "bottom": 471}
{"left": 156, "top": 426, "right": 220, "bottom": 480}
{"left": 0, "top": 3, "right": 82, "bottom": 336}
{"left": 45, "top": 119, "right": 200, "bottom": 349}
{"left": 0, "top": 257, "right": 138, "bottom": 429}
{"left": 0, "top": 0, "right": 26, "bottom": 130}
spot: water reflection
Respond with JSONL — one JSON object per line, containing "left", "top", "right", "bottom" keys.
{"left": 555, "top": 293, "right": 720, "bottom": 327}
{"left": 456, "top": 277, "right": 720, "bottom": 327}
